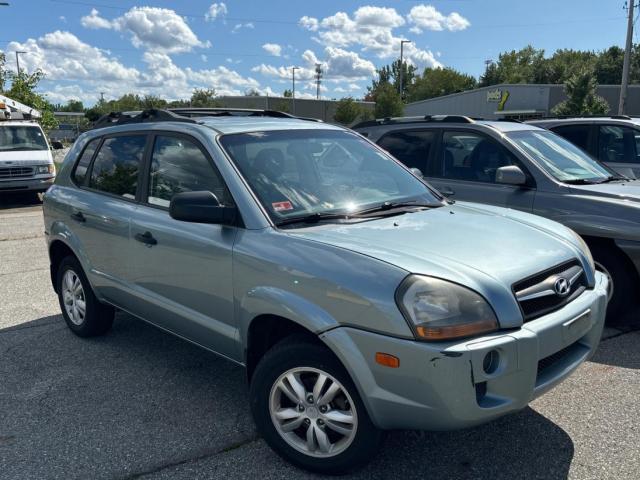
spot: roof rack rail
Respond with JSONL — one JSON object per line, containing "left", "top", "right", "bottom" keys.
{"left": 352, "top": 114, "right": 476, "bottom": 129}
{"left": 168, "top": 107, "right": 322, "bottom": 122}
{"left": 91, "top": 109, "right": 197, "bottom": 130}
{"left": 534, "top": 114, "right": 634, "bottom": 121}
{"left": 497, "top": 118, "right": 523, "bottom": 123}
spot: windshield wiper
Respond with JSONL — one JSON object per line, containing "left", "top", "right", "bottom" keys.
{"left": 275, "top": 201, "right": 439, "bottom": 227}
{"left": 275, "top": 211, "right": 350, "bottom": 227}
{"left": 351, "top": 200, "right": 441, "bottom": 216}
{"left": 563, "top": 178, "right": 599, "bottom": 185}
{"left": 593, "top": 175, "right": 630, "bottom": 184}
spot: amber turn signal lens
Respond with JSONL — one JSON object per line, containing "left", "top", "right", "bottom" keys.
{"left": 415, "top": 318, "right": 498, "bottom": 341}
{"left": 375, "top": 352, "right": 400, "bottom": 368}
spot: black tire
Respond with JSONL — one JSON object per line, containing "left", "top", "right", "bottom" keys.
{"left": 249, "top": 337, "right": 383, "bottom": 475}
{"left": 589, "top": 243, "right": 638, "bottom": 321}
{"left": 56, "top": 255, "right": 114, "bottom": 337}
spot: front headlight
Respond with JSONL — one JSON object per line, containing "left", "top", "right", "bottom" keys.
{"left": 396, "top": 275, "right": 498, "bottom": 341}
{"left": 568, "top": 230, "right": 595, "bottom": 273}
{"left": 37, "top": 164, "right": 55, "bottom": 175}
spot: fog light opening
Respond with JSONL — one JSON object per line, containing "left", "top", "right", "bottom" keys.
{"left": 483, "top": 349, "right": 500, "bottom": 375}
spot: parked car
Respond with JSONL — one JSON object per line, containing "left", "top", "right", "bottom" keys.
{"left": 0, "top": 120, "right": 60, "bottom": 196}
{"left": 354, "top": 115, "right": 640, "bottom": 320}
{"left": 44, "top": 109, "right": 608, "bottom": 474}
{"left": 528, "top": 115, "right": 640, "bottom": 179}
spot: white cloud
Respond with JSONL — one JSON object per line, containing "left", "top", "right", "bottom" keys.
{"left": 262, "top": 43, "right": 282, "bottom": 57}
{"left": 81, "top": 7, "right": 208, "bottom": 53}
{"left": 80, "top": 9, "right": 112, "bottom": 30}
{"left": 59, "top": 16, "right": 67, "bottom": 23}
{"left": 299, "top": 15, "right": 319, "bottom": 31}
{"left": 407, "top": 5, "right": 470, "bottom": 33}
{"left": 296, "top": 6, "right": 445, "bottom": 70}
{"left": 205, "top": 3, "right": 227, "bottom": 22}
{"left": 201, "top": 54, "right": 208, "bottom": 62}
{"left": 232, "top": 22, "right": 254, "bottom": 33}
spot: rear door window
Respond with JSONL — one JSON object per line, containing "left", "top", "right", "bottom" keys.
{"left": 598, "top": 125, "right": 636, "bottom": 164}
{"left": 436, "top": 131, "right": 518, "bottom": 183}
{"left": 88, "top": 135, "right": 146, "bottom": 199}
{"left": 551, "top": 125, "right": 591, "bottom": 152}
{"left": 377, "top": 130, "right": 435, "bottom": 172}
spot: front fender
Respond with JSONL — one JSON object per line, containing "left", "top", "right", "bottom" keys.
{"left": 238, "top": 286, "right": 340, "bottom": 357}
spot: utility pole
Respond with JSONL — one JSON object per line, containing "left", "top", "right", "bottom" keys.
{"left": 99, "top": 92, "right": 105, "bottom": 103}
{"left": 315, "top": 63, "right": 323, "bottom": 100}
{"left": 291, "top": 66, "right": 299, "bottom": 114}
{"left": 398, "top": 40, "right": 411, "bottom": 98}
{"left": 619, "top": 0, "right": 635, "bottom": 115}
{"left": 15, "top": 51, "right": 26, "bottom": 74}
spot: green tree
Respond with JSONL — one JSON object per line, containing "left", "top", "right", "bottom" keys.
{"left": 545, "top": 49, "right": 596, "bottom": 84}
{"left": 479, "top": 46, "right": 547, "bottom": 86}
{"left": 190, "top": 88, "right": 218, "bottom": 107}
{"left": 283, "top": 89, "right": 293, "bottom": 98}
{"left": 373, "top": 83, "right": 403, "bottom": 118}
{"left": 407, "top": 67, "right": 477, "bottom": 102}
{"left": 5, "top": 70, "right": 58, "bottom": 131}
{"left": 552, "top": 68, "right": 610, "bottom": 116}
{"left": 141, "top": 94, "right": 168, "bottom": 110}
{"left": 594, "top": 46, "right": 625, "bottom": 84}
{"left": 245, "top": 88, "right": 261, "bottom": 96}
{"left": 56, "top": 99, "right": 85, "bottom": 112}
{"left": 366, "top": 60, "right": 416, "bottom": 101}
{"left": 333, "top": 97, "right": 362, "bottom": 125}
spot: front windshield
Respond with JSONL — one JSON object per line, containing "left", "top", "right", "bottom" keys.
{"left": 0, "top": 126, "right": 49, "bottom": 151}
{"left": 219, "top": 129, "right": 441, "bottom": 222}
{"left": 507, "top": 130, "right": 612, "bottom": 183}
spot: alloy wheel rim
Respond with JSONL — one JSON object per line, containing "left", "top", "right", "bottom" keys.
{"left": 269, "top": 367, "right": 358, "bottom": 458}
{"left": 62, "top": 270, "right": 86, "bottom": 326}
{"left": 594, "top": 261, "right": 614, "bottom": 302}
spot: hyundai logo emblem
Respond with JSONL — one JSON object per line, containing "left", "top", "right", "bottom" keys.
{"left": 554, "top": 277, "right": 571, "bottom": 297}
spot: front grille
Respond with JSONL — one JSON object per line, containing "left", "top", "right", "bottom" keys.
{"left": 0, "top": 166, "right": 34, "bottom": 179}
{"left": 513, "top": 260, "right": 587, "bottom": 322}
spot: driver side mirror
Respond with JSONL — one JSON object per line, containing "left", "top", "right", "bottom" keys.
{"left": 496, "top": 165, "right": 526, "bottom": 186}
{"left": 169, "top": 191, "right": 237, "bottom": 225}
{"left": 410, "top": 167, "right": 423, "bottom": 178}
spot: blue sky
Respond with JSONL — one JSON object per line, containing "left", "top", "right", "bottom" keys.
{"left": 0, "top": 0, "right": 630, "bottom": 105}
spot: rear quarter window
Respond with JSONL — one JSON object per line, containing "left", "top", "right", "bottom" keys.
{"left": 72, "top": 138, "right": 101, "bottom": 185}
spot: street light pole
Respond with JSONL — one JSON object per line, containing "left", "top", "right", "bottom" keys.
{"left": 619, "top": 0, "right": 635, "bottom": 115}
{"left": 15, "top": 51, "right": 26, "bottom": 75}
{"left": 399, "top": 40, "right": 411, "bottom": 98}
{"left": 291, "top": 66, "right": 299, "bottom": 114}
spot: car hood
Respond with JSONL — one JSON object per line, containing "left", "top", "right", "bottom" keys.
{"left": 568, "top": 180, "right": 640, "bottom": 202}
{"left": 0, "top": 150, "right": 52, "bottom": 164}
{"left": 289, "top": 202, "right": 583, "bottom": 290}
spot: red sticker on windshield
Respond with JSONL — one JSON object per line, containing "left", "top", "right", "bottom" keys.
{"left": 272, "top": 201, "right": 294, "bottom": 212}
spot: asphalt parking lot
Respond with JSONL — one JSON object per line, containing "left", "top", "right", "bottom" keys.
{"left": 1, "top": 192, "right": 639, "bottom": 480}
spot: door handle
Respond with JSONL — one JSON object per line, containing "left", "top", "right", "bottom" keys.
{"left": 70, "top": 211, "right": 86, "bottom": 223}
{"left": 440, "top": 187, "right": 455, "bottom": 197}
{"left": 135, "top": 231, "right": 157, "bottom": 246}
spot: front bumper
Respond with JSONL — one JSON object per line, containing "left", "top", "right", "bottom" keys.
{"left": 321, "top": 271, "right": 608, "bottom": 431}
{"left": 0, "top": 176, "right": 54, "bottom": 192}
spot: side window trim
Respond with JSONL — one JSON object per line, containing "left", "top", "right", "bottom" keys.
{"left": 83, "top": 131, "right": 150, "bottom": 203}
{"left": 141, "top": 131, "right": 235, "bottom": 212}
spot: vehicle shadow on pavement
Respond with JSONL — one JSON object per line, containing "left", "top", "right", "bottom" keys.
{"left": 0, "top": 312, "right": 577, "bottom": 480}
{"left": 0, "top": 191, "right": 42, "bottom": 210}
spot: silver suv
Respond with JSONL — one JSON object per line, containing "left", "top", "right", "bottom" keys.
{"left": 354, "top": 115, "right": 640, "bottom": 321}
{"left": 44, "top": 109, "right": 607, "bottom": 474}
{"left": 529, "top": 115, "right": 640, "bottom": 179}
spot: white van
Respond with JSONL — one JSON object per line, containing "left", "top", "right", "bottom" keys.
{"left": 0, "top": 120, "right": 57, "bottom": 195}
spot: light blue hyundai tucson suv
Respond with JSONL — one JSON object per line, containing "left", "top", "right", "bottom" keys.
{"left": 43, "top": 109, "right": 608, "bottom": 474}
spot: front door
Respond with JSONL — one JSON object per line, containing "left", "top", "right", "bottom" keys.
{"left": 426, "top": 130, "right": 536, "bottom": 211}
{"left": 596, "top": 124, "right": 640, "bottom": 179}
{"left": 129, "top": 133, "right": 239, "bottom": 361}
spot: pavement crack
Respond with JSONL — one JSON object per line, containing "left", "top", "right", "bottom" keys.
{"left": 115, "top": 435, "right": 261, "bottom": 480}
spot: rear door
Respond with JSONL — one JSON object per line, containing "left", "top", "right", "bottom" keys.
{"left": 595, "top": 124, "right": 640, "bottom": 179}
{"left": 425, "top": 129, "right": 536, "bottom": 211}
{"left": 66, "top": 133, "right": 148, "bottom": 309}
{"left": 129, "top": 132, "right": 239, "bottom": 360}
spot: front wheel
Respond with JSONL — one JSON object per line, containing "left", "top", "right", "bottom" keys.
{"left": 249, "top": 338, "right": 383, "bottom": 474}
{"left": 589, "top": 244, "right": 638, "bottom": 321}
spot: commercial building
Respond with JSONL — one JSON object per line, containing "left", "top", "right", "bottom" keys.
{"left": 404, "top": 84, "right": 640, "bottom": 120}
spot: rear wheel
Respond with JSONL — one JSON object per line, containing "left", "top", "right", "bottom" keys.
{"left": 589, "top": 244, "right": 637, "bottom": 321}
{"left": 56, "top": 255, "right": 114, "bottom": 337}
{"left": 249, "top": 338, "right": 383, "bottom": 474}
